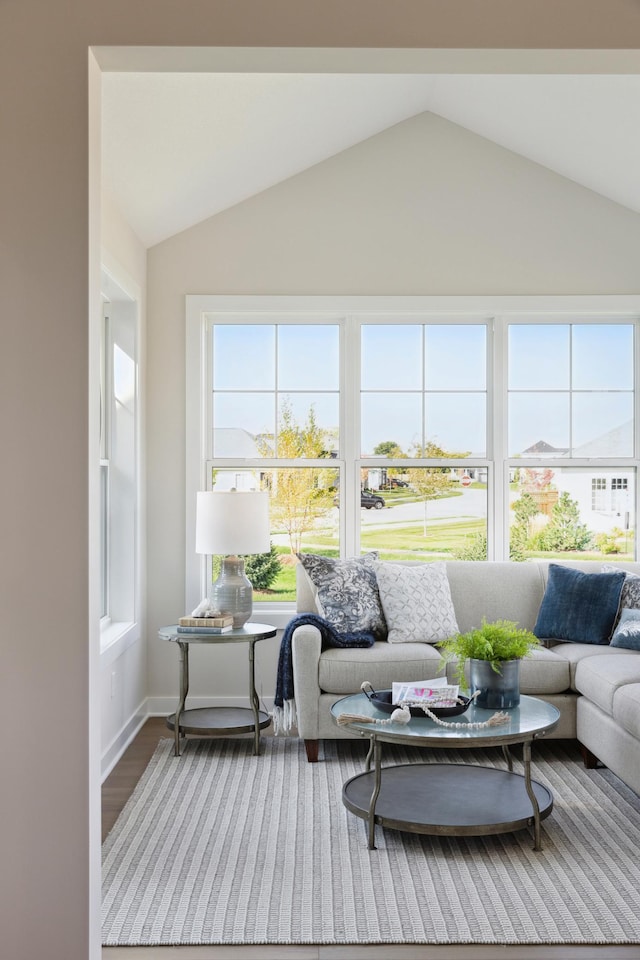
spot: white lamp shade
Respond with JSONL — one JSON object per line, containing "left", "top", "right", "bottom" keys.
{"left": 195, "top": 490, "right": 270, "bottom": 556}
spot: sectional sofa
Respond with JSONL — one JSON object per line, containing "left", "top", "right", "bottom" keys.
{"left": 290, "top": 558, "right": 640, "bottom": 797}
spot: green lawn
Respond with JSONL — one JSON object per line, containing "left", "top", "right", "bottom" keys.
{"left": 253, "top": 521, "right": 486, "bottom": 602}
{"left": 361, "top": 519, "right": 485, "bottom": 556}
{"left": 252, "top": 519, "right": 632, "bottom": 604}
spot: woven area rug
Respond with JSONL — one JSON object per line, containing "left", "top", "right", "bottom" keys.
{"left": 102, "top": 736, "right": 640, "bottom": 946}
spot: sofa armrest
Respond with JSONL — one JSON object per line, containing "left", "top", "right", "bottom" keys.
{"left": 291, "top": 624, "right": 323, "bottom": 738}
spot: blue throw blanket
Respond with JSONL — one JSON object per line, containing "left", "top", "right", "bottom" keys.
{"left": 272, "top": 613, "right": 376, "bottom": 734}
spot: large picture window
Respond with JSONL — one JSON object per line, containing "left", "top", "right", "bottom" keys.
{"left": 186, "top": 296, "right": 640, "bottom": 617}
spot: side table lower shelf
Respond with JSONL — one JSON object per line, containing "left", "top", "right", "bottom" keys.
{"left": 166, "top": 706, "right": 270, "bottom": 741}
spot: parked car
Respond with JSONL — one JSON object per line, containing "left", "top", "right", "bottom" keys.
{"left": 360, "top": 491, "right": 385, "bottom": 510}
{"left": 333, "top": 492, "right": 386, "bottom": 510}
{"left": 389, "top": 477, "right": 409, "bottom": 488}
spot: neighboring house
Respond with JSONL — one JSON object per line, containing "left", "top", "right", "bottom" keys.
{"left": 558, "top": 422, "right": 634, "bottom": 533}
{"left": 521, "top": 440, "right": 570, "bottom": 457}
{"left": 518, "top": 425, "right": 634, "bottom": 534}
{"left": 212, "top": 428, "right": 264, "bottom": 491}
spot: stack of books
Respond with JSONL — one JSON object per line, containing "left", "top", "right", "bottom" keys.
{"left": 177, "top": 615, "right": 234, "bottom": 634}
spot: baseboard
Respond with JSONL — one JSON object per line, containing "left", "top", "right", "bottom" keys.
{"left": 147, "top": 694, "right": 275, "bottom": 716}
{"left": 101, "top": 699, "right": 149, "bottom": 782}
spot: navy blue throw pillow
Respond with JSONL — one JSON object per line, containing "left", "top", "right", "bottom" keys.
{"left": 534, "top": 564, "right": 625, "bottom": 644}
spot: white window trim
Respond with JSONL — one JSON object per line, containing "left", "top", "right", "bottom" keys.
{"left": 186, "top": 294, "right": 640, "bottom": 623}
{"left": 100, "top": 264, "right": 142, "bottom": 656}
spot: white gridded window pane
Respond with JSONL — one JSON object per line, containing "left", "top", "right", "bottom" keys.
{"left": 361, "top": 325, "right": 422, "bottom": 390}
{"left": 277, "top": 393, "right": 339, "bottom": 457}
{"left": 278, "top": 325, "right": 339, "bottom": 391}
{"left": 572, "top": 325, "right": 634, "bottom": 391}
{"left": 211, "top": 462, "right": 340, "bottom": 543}
{"left": 213, "top": 325, "right": 275, "bottom": 390}
{"left": 592, "top": 478, "right": 607, "bottom": 511}
{"left": 425, "top": 393, "right": 486, "bottom": 457}
{"left": 212, "top": 322, "right": 340, "bottom": 459}
{"left": 572, "top": 392, "right": 634, "bottom": 456}
{"left": 511, "top": 468, "right": 635, "bottom": 560}
{"left": 508, "top": 392, "right": 570, "bottom": 457}
{"left": 361, "top": 392, "right": 422, "bottom": 457}
{"left": 509, "top": 325, "right": 570, "bottom": 390}
{"left": 361, "top": 466, "right": 487, "bottom": 561}
{"left": 213, "top": 393, "right": 275, "bottom": 457}
{"left": 611, "top": 478, "right": 629, "bottom": 514}
{"left": 425, "top": 325, "right": 487, "bottom": 390}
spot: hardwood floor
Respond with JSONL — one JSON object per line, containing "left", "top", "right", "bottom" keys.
{"left": 102, "top": 719, "right": 640, "bottom": 960}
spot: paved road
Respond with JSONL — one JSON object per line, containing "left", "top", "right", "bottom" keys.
{"left": 271, "top": 489, "right": 487, "bottom": 549}
{"left": 360, "top": 488, "right": 486, "bottom": 526}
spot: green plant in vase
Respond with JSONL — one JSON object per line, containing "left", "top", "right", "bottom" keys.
{"left": 438, "top": 619, "right": 541, "bottom": 708}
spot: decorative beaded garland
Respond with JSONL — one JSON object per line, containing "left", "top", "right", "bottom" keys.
{"left": 335, "top": 683, "right": 510, "bottom": 729}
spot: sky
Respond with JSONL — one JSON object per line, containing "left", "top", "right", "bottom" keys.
{"left": 209, "top": 321, "right": 634, "bottom": 459}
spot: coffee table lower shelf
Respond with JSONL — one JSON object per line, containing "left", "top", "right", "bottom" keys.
{"left": 342, "top": 762, "right": 553, "bottom": 840}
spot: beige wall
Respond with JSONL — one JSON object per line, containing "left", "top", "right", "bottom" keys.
{"left": 146, "top": 111, "right": 640, "bottom": 706}
{"left": 3, "top": 3, "right": 640, "bottom": 958}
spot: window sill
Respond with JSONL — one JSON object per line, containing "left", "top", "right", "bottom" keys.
{"left": 250, "top": 606, "right": 295, "bottom": 631}
{"left": 100, "top": 620, "right": 139, "bottom": 665}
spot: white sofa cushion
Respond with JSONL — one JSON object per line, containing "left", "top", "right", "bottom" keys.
{"left": 613, "top": 683, "right": 640, "bottom": 740}
{"left": 518, "top": 647, "right": 572, "bottom": 695}
{"left": 318, "top": 641, "right": 443, "bottom": 695}
{"left": 374, "top": 561, "right": 459, "bottom": 643}
{"left": 574, "top": 654, "right": 640, "bottom": 716}
{"left": 445, "top": 646, "right": 571, "bottom": 695}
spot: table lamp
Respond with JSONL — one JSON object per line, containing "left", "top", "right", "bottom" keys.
{"left": 195, "top": 490, "right": 271, "bottom": 627}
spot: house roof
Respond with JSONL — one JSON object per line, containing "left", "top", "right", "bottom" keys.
{"left": 572, "top": 420, "right": 633, "bottom": 458}
{"left": 521, "top": 440, "right": 570, "bottom": 455}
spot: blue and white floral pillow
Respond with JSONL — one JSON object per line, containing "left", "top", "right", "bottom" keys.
{"left": 602, "top": 564, "right": 640, "bottom": 630}
{"left": 296, "top": 552, "right": 387, "bottom": 640}
{"left": 610, "top": 607, "right": 640, "bottom": 651}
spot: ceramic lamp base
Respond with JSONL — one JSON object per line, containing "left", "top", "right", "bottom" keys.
{"left": 209, "top": 556, "right": 253, "bottom": 628}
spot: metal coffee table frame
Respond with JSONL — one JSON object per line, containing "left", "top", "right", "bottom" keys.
{"left": 159, "top": 622, "right": 276, "bottom": 756}
{"left": 331, "top": 693, "right": 560, "bottom": 851}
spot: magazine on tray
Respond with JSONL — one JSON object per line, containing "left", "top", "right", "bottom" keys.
{"left": 391, "top": 676, "right": 460, "bottom": 708}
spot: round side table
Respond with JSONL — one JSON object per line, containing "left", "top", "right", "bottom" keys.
{"left": 159, "top": 621, "right": 276, "bottom": 756}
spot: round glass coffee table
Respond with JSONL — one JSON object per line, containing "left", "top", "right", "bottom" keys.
{"left": 330, "top": 693, "right": 559, "bottom": 851}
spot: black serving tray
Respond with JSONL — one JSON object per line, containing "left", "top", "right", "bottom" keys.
{"left": 363, "top": 687, "right": 471, "bottom": 718}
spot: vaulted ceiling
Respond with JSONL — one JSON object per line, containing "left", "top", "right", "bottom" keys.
{"left": 102, "top": 72, "right": 640, "bottom": 248}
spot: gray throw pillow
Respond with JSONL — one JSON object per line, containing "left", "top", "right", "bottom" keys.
{"left": 296, "top": 552, "right": 387, "bottom": 640}
{"left": 610, "top": 607, "right": 640, "bottom": 650}
{"left": 602, "top": 564, "right": 640, "bottom": 626}
{"left": 374, "top": 561, "right": 459, "bottom": 643}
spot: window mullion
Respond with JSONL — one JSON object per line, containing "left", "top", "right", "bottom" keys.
{"left": 343, "top": 315, "right": 359, "bottom": 557}
{"left": 492, "top": 315, "right": 507, "bottom": 560}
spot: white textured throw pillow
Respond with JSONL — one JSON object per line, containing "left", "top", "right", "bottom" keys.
{"left": 374, "top": 561, "right": 459, "bottom": 643}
